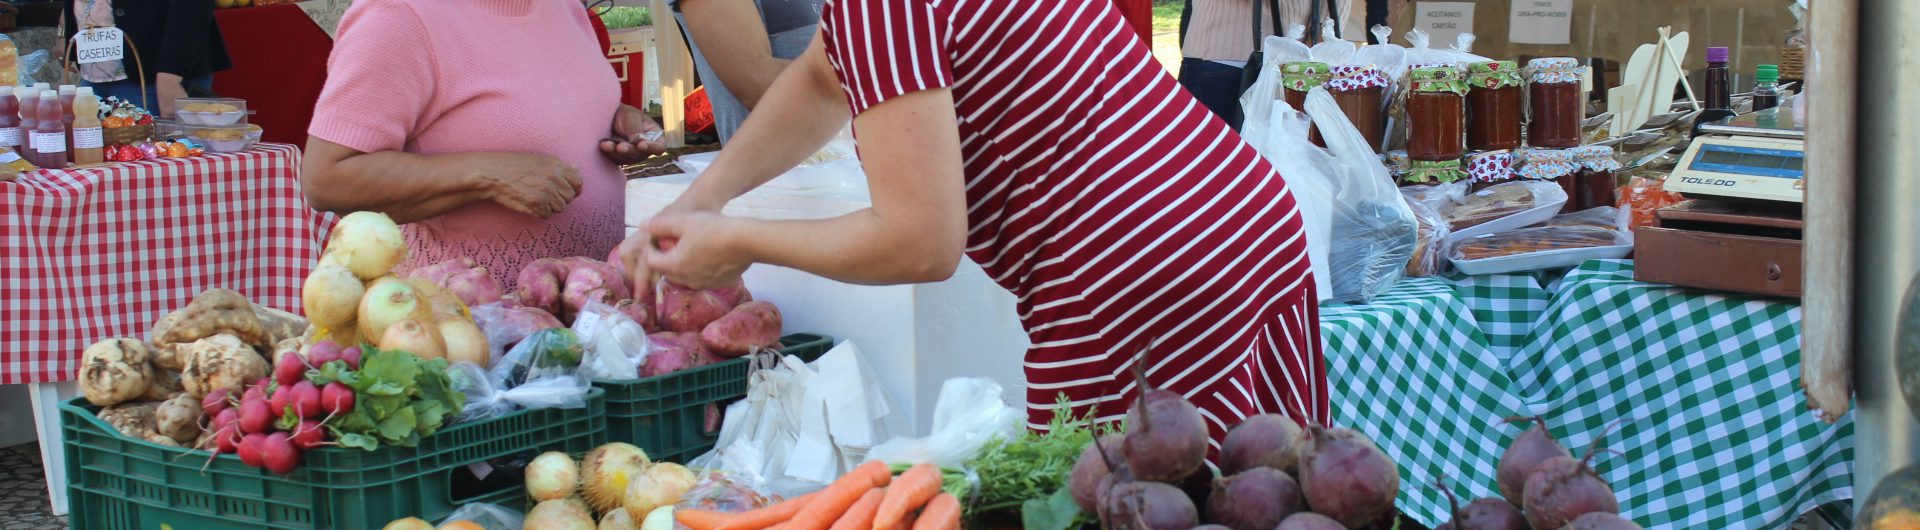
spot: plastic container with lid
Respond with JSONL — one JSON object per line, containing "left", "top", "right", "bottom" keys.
{"left": 1327, "top": 64, "right": 1390, "bottom": 152}
{"left": 1465, "top": 61, "right": 1524, "bottom": 151}
{"left": 1405, "top": 66, "right": 1467, "bottom": 183}
{"left": 1280, "top": 62, "right": 1331, "bottom": 146}
{"left": 1526, "top": 58, "right": 1583, "bottom": 148}
{"left": 174, "top": 97, "right": 248, "bottom": 126}
{"left": 178, "top": 123, "right": 260, "bottom": 152}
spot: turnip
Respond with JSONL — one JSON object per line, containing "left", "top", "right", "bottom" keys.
{"left": 239, "top": 396, "right": 273, "bottom": 434}
{"left": 1071, "top": 434, "right": 1126, "bottom": 512}
{"left": 358, "top": 276, "right": 434, "bottom": 346}
{"left": 438, "top": 318, "right": 491, "bottom": 368}
{"left": 1220, "top": 413, "right": 1305, "bottom": 475}
{"left": 302, "top": 256, "right": 364, "bottom": 328}
{"left": 1434, "top": 476, "right": 1528, "bottom": 530}
{"left": 1520, "top": 454, "right": 1618, "bottom": 530}
{"left": 526, "top": 451, "right": 581, "bottom": 502}
{"left": 380, "top": 318, "right": 447, "bottom": 360}
{"left": 276, "top": 352, "right": 309, "bottom": 387}
{"left": 562, "top": 260, "right": 631, "bottom": 321}
{"left": 237, "top": 433, "right": 268, "bottom": 467}
{"left": 1562, "top": 513, "right": 1643, "bottom": 530}
{"left": 524, "top": 499, "right": 597, "bottom": 530}
{"left": 1101, "top": 480, "right": 1199, "bottom": 530}
{"left": 260, "top": 432, "right": 301, "bottom": 474}
{"left": 580, "top": 442, "right": 653, "bottom": 514}
{"left": 290, "top": 420, "right": 328, "bottom": 450}
{"left": 1498, "top": 417, "right": 1572, "bottom": 503}
{"left": 1124, "top": 389, "right": 1210, "bottom": 482}
{"left": 1276, "top": 512, "right": 1349, "bottom": 530}
{"left": 641, "top": 332, "right": 701, "bottom": 377}
{"left": 1207, "top": 467, "right": 1303, "bottom": 530}
{"left": 615, "top": 299, "right": 655, "bottom": 332}
{"left": 321, "top": 382, "right": 355, "bottom": 416}
{"left": 201, "top": 388, "right": 232, "bottom": 418}
{"left": 326, "top": 211, "right": 407, "bottom": 280}
{"left": 290, "top": 381, "right": 323, "bottom": 419}
{"left": 1297, "top": 425, "right": 1400, "bottom": 529}
{"left": 626, "top": 462, "right": 698, "bottom": 521}
{"left": 409, "top": 258, "right": 479, "bottom": 286}
{"left": 339, "top": 346, "right": 362, "bottom": 370}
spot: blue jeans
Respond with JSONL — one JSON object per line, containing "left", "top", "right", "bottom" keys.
{"left": 86, "top": 73, "right": 214, "bottom": 110}
{"left": 1177, "top": 58, "right": 1245, "bottom": 130}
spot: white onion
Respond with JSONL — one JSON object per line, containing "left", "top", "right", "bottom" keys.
{"left": 625, "top": 462, "right": 698, "bottom": 522}
{"left": 379, "top": 318, "right": 445, "bottom": 360}
{"left": 580, "top": 443, "right": 653, "bottom": 514}
{"left": 438, "top": 318, "right": 490, "bottom": 368}
{"left": 526, "top": 451, "right": 580, "bottom": 502}
{"left": 523, "top": 500, "right": 596, "bottom": 530}
{"left": 358, "top": 277, "right": 431, "bottom": 345}
{"left": 327, "top": 211, "right": 408, "bottom": 280}
{"left": 302, "top": 256, "right": 363, "bottom": 329}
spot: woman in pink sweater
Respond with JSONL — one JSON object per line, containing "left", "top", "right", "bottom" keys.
{"left": 302, "top": 0, "right": 662, "bottom": 286}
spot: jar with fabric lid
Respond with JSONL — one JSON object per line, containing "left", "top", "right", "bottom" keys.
{"left": 1282, "top": 62, "right": 1331, "bottom": 146}
{"left": 1466, "top": 61, "right": 1523, "bottom": 151}
{"left": 1518, "top": 148, "right": 1581, "bottom": 212}
{"left": 1328, "top": 64, "right": 1390, "bottom": 152}
{"left": 1527, "top": 58, "right": 1583, "bottom": 148}
{"left": 1404, "top": 66, "right": 1467, "bottom": 183}
{"left": 1570, "top": 145, "right": 1621, "bottom": 211}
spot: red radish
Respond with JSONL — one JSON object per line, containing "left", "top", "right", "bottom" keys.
{"left": 338, "top": 346, "right": 362, "bottom": 370}
{"left": 1220, "top": 413, "right": 1306, "bottom": 475}
{"left": 1498, "top": 417, "right": 1572, "bottom": 502}
{"left": 269, "top": 382, "right": 295, "bottom": 416}
{"left": 1297, "top": 425, "right": 1401, "bottom": 529}
{"left": 1124, "top": 388, "right": 1210, "bottom": 482}
{"left": 310, "top": 344, "right": 342, "bottom": 367}
{"left": 239, "top": 398, "right": 273, "bottom": 434}
{"left": 242, "top": 385, "right": 266, "bottom": 405}
{"left": 254, "top": 377, "right": 273, "bottom": 391}
{"left": 291, "top": 381, "right": 323, "bottom": 419}
{"left": 260, "top": 432, "right": 301, "bottom": 474}
{"left": 212, "top": 409, "right": 241, "bottom": 453}
{"left": 276, "top": 352, "right": 308, "bottom": 387}
{"left": 201, "top": 388, "right": 232, "bottom": 418}
{"left": 290, "top": 421, "right": 328, "bottom": 450}
{"left": 321, "top": 382, "right": 355, "bottom": 416}
{"left": 237, "top": 433, "right": 268, "bottom": 467}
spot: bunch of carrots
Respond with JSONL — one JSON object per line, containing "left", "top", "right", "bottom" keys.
{"left": 677, "top": 461, "right": 959, "bottom": 530}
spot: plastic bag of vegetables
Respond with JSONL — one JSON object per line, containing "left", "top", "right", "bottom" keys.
{"left": 467, "top": 328, "right": 592, "bottom": 411}
{"left": 866, "top": 378, "right": 1023, "bottom": 468}
{"left": 571, "top": 301, "right": 653, "bottom": 381}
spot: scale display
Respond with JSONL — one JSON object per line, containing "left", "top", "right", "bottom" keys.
{"left": 1686, "top": 144, "right": 1804, "bottom": 179}
{"left": 1667, "top": 134, "right": 1807, "bottom": 203}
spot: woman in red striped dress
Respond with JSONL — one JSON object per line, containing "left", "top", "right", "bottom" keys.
{"left": 622, "top": 0, "right": 1325, "bottom": 442}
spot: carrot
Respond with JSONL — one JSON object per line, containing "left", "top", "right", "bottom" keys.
{"left": 828, "top": 488, "right": 886, "bottom": 530}
{"left": 677, "top": 509, "right": 735, "bottom": 530}
{"left": 908, "top": 493, "right": 960, "bottom": 530}
{"left": 711, "top": 492, "right": 819, "bottom": 530}
{"left": 785, "top": 461, "right": 894, "bottom": 530}
{"left": 873, "top": 463, "right": 941, "bottom": 530}
{"left": 889, "top": 510, "right": 918, "bottom": 530}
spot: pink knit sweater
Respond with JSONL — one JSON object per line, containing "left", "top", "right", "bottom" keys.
{"left": 309, "top": 0, "right": 624, "bottom": 289}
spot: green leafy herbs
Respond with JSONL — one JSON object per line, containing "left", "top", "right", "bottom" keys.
{"left": 308, "top": 347, "right": 463, "bottom": 451}
{"left": 1021, "top": 487, "right": 1083, "bottom": 530}
{"left": 941, "top": 395, "right": 1116, "bottom": 530}
{"left": 594, "top": 6, "right": 653, "bottom": 29}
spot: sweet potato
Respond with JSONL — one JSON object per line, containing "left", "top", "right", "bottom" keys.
{"left": 615, "top": 299, "right": 655, "bottom": 332}
{"left": 642, "top": 332, "right": 706, "bottom": 377}
{"left": 563, "top": 260, "right": 631, "bottom": 321}
{"left": 699, "top": 301, "right": 782, "bottom": 357}
{"left": 656, "top": 282, "right": 735, "bottom": 333}
{"left": 445, "top": 266, "right": 505, "bottom": 306}
{"left": 410, "top": 258, "right": 480, "bottom": 286}
{"left": 516, "top": 258, "right": 573, "bottom": 316}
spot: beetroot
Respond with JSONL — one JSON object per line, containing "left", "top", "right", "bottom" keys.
{"left": 260, "top": 432, "right": 301, "bottom": 474}
{"left": 1562, "top": 513, "right": 1642, "bottom": 530}
{"left": 1101, "top": 480, "right": 1199, "bottom": 530}
{"left": 1498, "top": 417, "right": 1572, "bottom": 502}
{"left": 1220, "top": 413, "right": 1305, "bottom": 475}
{"left": 290, "top": 381, "right": 323, "bottom": 419}
{"left": 1521, "top": 455, "right": 1619, "bottom": 530}
{"left": 1124, "top": 389, "right": 1210, "bottom": 482}
{"left": 1276, "top": 512, "right": 1349, "bottom": 530}
{"left": 1297, "top": 426, "right": 1400, "bottom": 529}
{"left": 321, "top": 382, "right": 355, "bottom": 416}
{"left": 1436, "top": 477, "right": 1529, "bottom": 530}
{"left": 1206, "top": 467, "right": 1303, "bottom": 530}
{"left": 1071, "top": 434, "right": 1126, "bottom": 512}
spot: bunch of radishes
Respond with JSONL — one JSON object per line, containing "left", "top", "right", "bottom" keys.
{"left": 1066, "top": 384, "right": 1405, "bottom": 530}
{"left": 1435, "top": 417, "right": 1642, "bottom": 530}
{"left": 200, "top": 342, "right": 361, "bottom": 475}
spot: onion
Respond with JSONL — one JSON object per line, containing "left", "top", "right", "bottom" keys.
{"left": 438, "top": 318, "right": 491, "bottom": 368}
{"left": 599, "top": 509, "right": 639, "bottom": 530}
{"left": 358, "top": 277, "right": 431, "bottom": 345}
{"left": 581, "top": 442, "right": 653, "bottom": 514}
{"left": 640, "top": 506, "right": 676, "bottom": 530}
{"left": 379, "top": 318, "right": 446, "bottom": 360}
{"left": 524, "top": 499, "right": 597, "bottom": 530}
{"left": 526, "top": 451, "right": 580, "bottom": 502}
{"left": 327, "top": 211, "right": 408, "bottom": 280}
{"left": 302, "top": 256, "right": 364, "bottom": 329}
{"left": 380, "top": 517, "right": 434, "bottom": 530}
{"left": 625, "top": 462, "right": 698, "bottom": 521}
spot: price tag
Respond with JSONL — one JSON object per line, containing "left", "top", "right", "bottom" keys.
{"left": 74, "top": 27, "right": 125, "bottom": 65}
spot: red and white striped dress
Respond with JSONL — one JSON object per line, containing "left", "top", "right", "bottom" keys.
{"left": 821, "top": 0, "right": 1327, "bottom": 443}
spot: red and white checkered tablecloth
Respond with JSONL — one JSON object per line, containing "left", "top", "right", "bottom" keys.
{"left": 1, "top": 143, "right": 335, "bottom": 384}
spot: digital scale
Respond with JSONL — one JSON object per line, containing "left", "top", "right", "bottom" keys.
{"left": 1635, "top": 106, "right": 1806, "bottom": 298}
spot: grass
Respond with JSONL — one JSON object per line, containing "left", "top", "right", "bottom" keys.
{"left": 1152, "top": 0, "right": 1182, "bottom": 34}
{"left": 1149, "top": 0, "right": 1183, "bottom": 72}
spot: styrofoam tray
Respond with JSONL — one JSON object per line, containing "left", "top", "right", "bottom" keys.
{"left": 1449, "top": 243, "right": 1634, "bottom": 275}
{"left": 1444, "top": 197, "right": 1567, "bottom": 244}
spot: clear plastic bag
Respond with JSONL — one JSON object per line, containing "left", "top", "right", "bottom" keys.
{"left": 1450, "top": 225, "right": 1627, "bottom": 261}
{"left": 483, "top": 328, "right": 592, "bottom": 410}
{"left": 17, "top": 49, "right": 49, "bottom": 87}
{"left": 470, "top": 302, "right": 564, "bottom": 363}
{"left": 438, "top": 502, "right": 524, "bottom": 530}
{"left": 1441, "top": 180, "right": 1569, "bottom": 232}
{"left": 676, "top": 471, "right": 781, "bottom": 513}
{"left": 573, "top": 301, "right": 652, "bottom": 381}
{"left": 866, "top": 378, "right": 1023, "bottom": 468}
{"left": 448, "top": 361, "right": 514, "bottom": 423}
{"left": 1302, "top": 89, "right": 1417, "bottom": 303}
{"left": 1544, "top": 206, "right": 1624, "bottom": 230}
{"left": 1259, "top": 103, "right": 1334, "bottom": 302}
{"left": 1402, "top": 194, "right": 1451, "bottom": 278}
{"left": 1309, "top": 19, "right": 1356, "bottom": 65}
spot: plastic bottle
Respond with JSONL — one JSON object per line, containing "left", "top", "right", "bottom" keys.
{"left": 71, "top": 88, "right": 103, "bottom": 165}
{"left": 1691, "top": 46, "right": 1735, "bottom": 138}
{"left": 32, "top": 90, "right": 66, "bottom": 169}
{"left": 0, "top": 87, "right": 20, "bottom": 154}
{"left": 58, "top": 85, "right": 75, "bottom": 163}
{"left": 18, "top": 87, "right": 39, "bottom": 162}
{"left": 1751, "top": 64, "right": 1781, "bottom": 112}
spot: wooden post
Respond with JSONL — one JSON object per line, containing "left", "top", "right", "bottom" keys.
{"left": 650, "top": 0, "right": 694, "bottom": 147}
{"left": 1802, "top": 0, "right": 1854, "bottom": 424}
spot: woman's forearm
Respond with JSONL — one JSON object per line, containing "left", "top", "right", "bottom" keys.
{"left": 301, "top": 139, "right": 493, "bottom": 224}
{"left": 680, "top": 0, "right": 789, "bottom": 109}
{"left": 679, "top": 35, "right": 848, "bottom": 209}
{"left": 727, "top": 212, "right": 961, "bottom": 285}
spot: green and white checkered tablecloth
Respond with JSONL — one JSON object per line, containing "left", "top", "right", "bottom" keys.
{"left": 1321, "top": 260, "right": 1853, "bottom": 530}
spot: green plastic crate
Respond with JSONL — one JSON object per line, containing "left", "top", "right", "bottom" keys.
{"left": 596, "top": 333, "right": 833, "bottom": 463}
{"left": 61, "top": 387, "right": 607, "bottom": 530}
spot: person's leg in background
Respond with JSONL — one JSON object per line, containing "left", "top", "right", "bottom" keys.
{"left": 1177, "top": 58, "right": 1245, "bottom": 129}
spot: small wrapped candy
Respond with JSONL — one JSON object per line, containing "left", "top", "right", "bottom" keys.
{"left": 175, "top": 138, "right": 204, "bottom": 150}
{"left": 137, "top": 142, "right": 163, "bottom": 158}
{"left": 188, "top": 148, "right": 205, "bottom": 157}
{"left": 164, "top": 142, "right": 189, "bottom": 158}
{"left": 110, "top": 145, "right": 142, "bottom": 162}
{"left": 136, "top": 114, "right": 154, "bottom": 125}
{"left": 103, "top": 116, "right": 128, "bottom": 128}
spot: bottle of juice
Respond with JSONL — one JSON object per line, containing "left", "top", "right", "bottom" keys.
{"left": 71, "top": 88, "right": 102, "bottom": 165}
{"left": 32, "top": 90, "right": 66, "bottom": 169}
{"left": 18, "top": 87, "right": 38, "bottom": 162}
{"left": 0, "top": 87, "right": 19, "bottom": 154}
{"left": 58, "top": 85, "right": 75, "bottom": 163}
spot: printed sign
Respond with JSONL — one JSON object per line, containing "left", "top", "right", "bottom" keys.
{"left": 74, "top": 27, "right": 125, "bottom": 65}
{"left": 1510, "top": 0, "right": 1574, "bottom": 45}
{"left": 1414, "top": 2, "right": 1476, "bottom": 47}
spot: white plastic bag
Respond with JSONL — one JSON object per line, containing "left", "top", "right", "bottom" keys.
{"left": 573, "top": 301, "right": 652, "bottom": 381}
{"left": 1309, "top": 19, "right": 1356, "bottom": 65}
{"left": 866, "top": 378, "right": 1023, "bottom": 468}
{"left": 1266, "top": 106, "right": 1335, "bottom": 302}
{"left": 690, "top": 342, "right": 893, "bottom": 498}
{"left": 1300, "top": 88, "right": 1417, "bottom": 303}
{"left": 449, "top": 362, "right": 513, "bottom": 422}
{"left": 439, "top": 503, "right": 524, "bottom": 530}
{"left": 477, "top": 327, "right": 593, "bottom": 411}
{"left": 1240, "top": 34, "right": 1309, "bottom": 153}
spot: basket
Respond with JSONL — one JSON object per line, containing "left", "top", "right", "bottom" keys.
{"left": 596, "top": 333, "right": 834, "bottom": 463}
{"left": 103, "top": 123, "right": 153, "bottom": 146}
{"left": 61, "top": 388, "right": 608, "bottom": 530}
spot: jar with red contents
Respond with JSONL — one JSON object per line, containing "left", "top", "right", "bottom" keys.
{"left": 1404, "top": 66, "right": 1468, "bottom": 184}
{"left": 1466, "top": 61, "right": 1524, "bottom": 151}
{"left": 1517, "top": 148, "right": 1581, "bottom": 212}
{"left": 1281, "top": 62, "right": 1331, "bottom": 145}
{"left": 1328, "top": 64, "right": 1390, "bottom": 152}
{"left": 1569, "top": 145, "right": 1621, "bottom": 211}
{"left": 1527, "top": 58, "right": 1583, "bottom": 148}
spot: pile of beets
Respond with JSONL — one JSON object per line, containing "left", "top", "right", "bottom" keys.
{"left": 1432, "top": 417, "right": 1643, "bottom": 530}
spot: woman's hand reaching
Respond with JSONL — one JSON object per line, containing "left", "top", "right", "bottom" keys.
{"left": 601, "top": 104, "right": 668, "bottom": 165}
{"left": 622, "top": 210, "right": 750, "bottom": 292}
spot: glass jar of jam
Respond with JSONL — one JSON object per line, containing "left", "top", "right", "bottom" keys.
{"left": 1527, "top": 57, "right": 1583, "bottom": 148}
{"left": 1281, "top": 62, "right": 1331, "bottom": 146}
{"left": 1466, "top": 61, "right": 1523, "bottom": 151}
{"left": 1328, "top": 65, "right": 1390, "bottom": 152}
{"left": 1465, "top": 150, "right": 1515, "bottom": 191}
{"left": 1405, "top": 66, "right": 1468, "bottom": 183}
{"left": 1570, "top": 145, "right": 1621, "bottom": 211}
{"left": 1517, "top": 148, "right": 1581, "bottom": 212}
